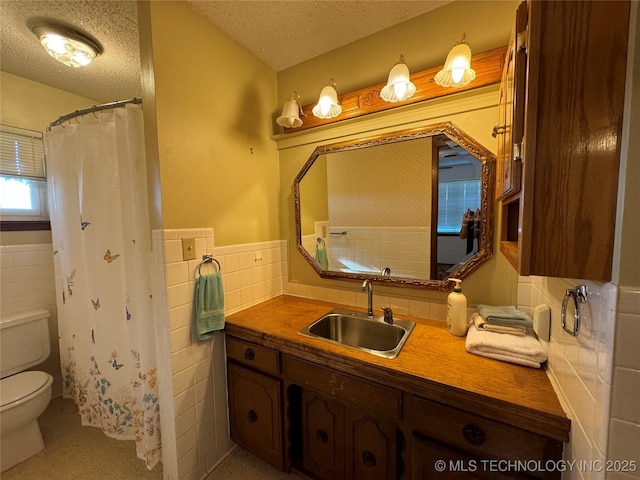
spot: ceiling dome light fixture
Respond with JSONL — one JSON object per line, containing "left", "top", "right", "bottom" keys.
{"left": 31, "top": 25, "right": 103, "bottom": 68}
{"left": 434, "top": 33, "right": 476, "bottom": 87}
{"left": 380, "top": 55, "right": 416, "bottom": 102}
{"left": 312, "top": 79, "right": 342, "bottom": 119}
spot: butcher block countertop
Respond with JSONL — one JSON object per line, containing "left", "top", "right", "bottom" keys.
{"left": 225, "top": 295, "right": 570, "bottom": 442}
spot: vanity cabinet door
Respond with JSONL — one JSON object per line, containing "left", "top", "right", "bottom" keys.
{"left": 301, "top": 389, "right": 346, "bottom": 480}
{"left": 345, "top": 409, "right": 399, "bottom": 480}
{"left": 227, "top": 362, "right": 283, "bottom": 470}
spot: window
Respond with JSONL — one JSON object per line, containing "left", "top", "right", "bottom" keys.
{"left": 0, "top": 125, "right": 49, "bottom": 228}
{"left": 437, "top": 179, "right": 481, "bottom": 234}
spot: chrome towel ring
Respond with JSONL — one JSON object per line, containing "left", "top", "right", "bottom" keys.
{"left": 561, "top": 285, "right": 588, "bottom": 336}
{"left": 198, "top": 255, "right": 221, "bottom": 276}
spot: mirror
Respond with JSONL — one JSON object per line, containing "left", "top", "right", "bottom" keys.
{"left": 293, "top": 122, "right": 495, "bottom": 290}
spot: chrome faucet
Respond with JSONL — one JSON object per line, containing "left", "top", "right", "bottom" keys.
{"left": 381, "top": 267, "right": 391, "bottom": 277}
{"left": 361, "top": 279, "right": 374, "bottom": 317}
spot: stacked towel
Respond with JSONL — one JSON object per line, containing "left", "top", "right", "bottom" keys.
{"left": 465, "top": 325, "right": 547, "bottom": 368}
{"left": 195, "top": 272, "right": 225, "bottom": 340}
{"left": 477, "top": 305, "right": 533, "bottom": 329}
{"left": 472, "top": 313, "right": 527, "bottom": 337}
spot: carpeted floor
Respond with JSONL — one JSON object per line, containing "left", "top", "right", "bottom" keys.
{"left": 3, "top": 396, "right": 295, "bottom": 479}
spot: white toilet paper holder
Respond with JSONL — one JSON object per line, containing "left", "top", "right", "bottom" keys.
{"left": 561, "top": 285, "right": 588, "bottom": 336}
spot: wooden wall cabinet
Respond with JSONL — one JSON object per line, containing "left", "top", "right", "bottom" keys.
{"left": 498, "top": 0, "right": 630, "bottom": 281}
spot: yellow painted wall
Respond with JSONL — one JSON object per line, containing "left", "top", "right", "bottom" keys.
{"left": 298, "top": 155, "right": 328, "bottom": 236}
{"left": 276, "top": 1, "right": 519, "bottom": 109}
{"left": 146, "top": 1, "right": 280, "bottom": 246}
{"left": 275, "top": 1, "right": 520, "bottom": 305}
{"left": 0, "top": 72, "right": 98, "bottom": 246}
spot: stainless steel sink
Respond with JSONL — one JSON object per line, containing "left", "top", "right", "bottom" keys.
{"left": 299, "top": 308, "right": 415, "bottom": 359}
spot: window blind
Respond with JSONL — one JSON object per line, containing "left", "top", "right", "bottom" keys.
{"left": 0, "top": 125, "right": 46, "bottom": 180}
{"left": 438, "top": 179, "right": 481, "bottom": 234}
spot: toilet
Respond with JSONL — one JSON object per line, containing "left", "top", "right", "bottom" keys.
{"left": 0, "top": 309, "right": 53, "bottom": 472}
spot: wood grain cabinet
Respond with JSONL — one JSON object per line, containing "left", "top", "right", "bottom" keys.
{"left": 225, "top": 332, "right": 565, "bottom": 480}
{"left": 499, "top": 0, "right": 630, "bottom": 281}
{"left": 412, "top": 397, "right": 562, "bottom": 480}
{"left": 226, "top": 337, "right": 283, "bottom": 470}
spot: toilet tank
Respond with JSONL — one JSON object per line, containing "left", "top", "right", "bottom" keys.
{"left": 0, "top": 309, "right": 50, "bottom": 378}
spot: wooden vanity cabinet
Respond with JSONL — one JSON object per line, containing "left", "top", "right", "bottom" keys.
{"left": 226, "top": 337, "right": 284, "bottom": 470}
{"left": 499, "top": 0, "right": 630, "bottom": 281}
{"left": 225, "top": 329, "right": 566, "bottom": 480}
{"left": 284, "top": 355, "right": 402, "bottom": 480}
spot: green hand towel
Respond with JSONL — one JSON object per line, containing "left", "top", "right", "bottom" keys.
{"left": 315, "top": 244, "right": 329, "bottom": 270}
{"left": 477, "top": 305, "right": 533, "bottom": 329}
{"left": 196, "top": 272, "right": 225, "bottom": 340}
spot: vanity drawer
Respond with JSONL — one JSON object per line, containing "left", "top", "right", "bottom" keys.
{"left": 413, "top": 397, "right": 552, "bottom": 463}
{"left": 226, "top": 336, "right": 280, "bottom": 375}
{"left": 284, "top": 355, "right": 401, "bottom": 419}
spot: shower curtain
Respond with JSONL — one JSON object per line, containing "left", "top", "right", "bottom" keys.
{"left": 45, "top": 104, "right": 161, "bottom": 470}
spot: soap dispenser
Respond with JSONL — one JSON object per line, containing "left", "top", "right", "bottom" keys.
{"left": 447, "top": 279, "right": 468, "bottom": 336}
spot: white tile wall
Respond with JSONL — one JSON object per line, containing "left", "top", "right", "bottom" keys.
{"left": 326, "top": 226, "right": 430, "bottom": 279}
{"left": 608, "top": 287, "right": 640, "bottom": 479}
{"left": 0, "top": 243, "right": 62, "bottom": 397}
{"left": 286, "top": 280, "right": 449, "bottom": 321}
{"left": 517, "top": 277, "right": 621, "bottom": 480}
{"left": 154, "top": 228, "right": 288, "bottom": 480}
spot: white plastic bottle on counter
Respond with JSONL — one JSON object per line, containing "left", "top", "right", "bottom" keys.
{"left": 447, "top": 279, "right": 468, "bottom": 336}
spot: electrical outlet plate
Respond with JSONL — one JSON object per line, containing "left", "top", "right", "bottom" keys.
{"left": 182, "top": 238, "right": 196, "bottom": 261}
{"left": 533, "top": 304, "right": 551, "bottom": 341}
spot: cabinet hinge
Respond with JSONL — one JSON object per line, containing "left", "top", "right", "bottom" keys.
{"left": 517, "top": 29, "right": 528, "bottom": 52}
{"left": 514, "top": 143, "right": 523, "bottom": 163}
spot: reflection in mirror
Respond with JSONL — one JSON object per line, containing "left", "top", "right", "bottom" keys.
{"left": 293, "top": 122, "right": 494, "bottom": 290}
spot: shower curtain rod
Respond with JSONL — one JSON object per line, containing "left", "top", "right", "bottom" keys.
{"left": 48, "top": 97, "right": 142, "bottom": 129}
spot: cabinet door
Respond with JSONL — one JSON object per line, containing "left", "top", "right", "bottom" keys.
{"left": 227, "top": 362, "right": 283, "bottom": 469}
{"left": 301, "top": 389, "right": 345, "bottom": 479}
{"left": 496, "top": 1, "right": 527, "bottom": 200}
{"left": 413, "top": 435, "right": 529, "bottom": 480}
{"left": 346, "top": 409, "right": 398, "bottom": 480}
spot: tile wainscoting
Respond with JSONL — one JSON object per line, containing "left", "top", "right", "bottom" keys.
{"left": 518, "top": 277, "right": 640, "bottom": 480}
{"left": 0, "top": 243, "right": 61, "bottom": 397}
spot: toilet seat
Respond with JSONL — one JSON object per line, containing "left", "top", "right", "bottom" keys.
{"left": 0, "top": 371, "right": 51, "bottom": 409}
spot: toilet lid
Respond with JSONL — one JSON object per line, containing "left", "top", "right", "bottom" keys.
{"left": 1, "top": 371, "right": 51, "bottom": 407}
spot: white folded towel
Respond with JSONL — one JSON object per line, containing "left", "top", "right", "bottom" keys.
{"left": 472, "top": 313, "right": 527, "bottom": 336}
{"left": 465, "top": 325, "right": 547, "bottom": 368}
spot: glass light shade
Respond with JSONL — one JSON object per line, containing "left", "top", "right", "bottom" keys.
{"left": 276, "top": 95, "right": 303, "bottom": 128}
{"left": 434, "top": 41, "right": 476, "bottom": 87}
{"left": 380, "top": 57, "right": 416, "bottom": 102}
{"left": 32, "top": 26, "right": 101, "bottom": 68}
{"left": 312, "top": 85, "right": 342, "bottom": 119}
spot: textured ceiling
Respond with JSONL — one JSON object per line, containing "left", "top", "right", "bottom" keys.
{"left": 185, "top": 1, "right": 450, "bottom": 72}
{"left": 0, "top": 0, "right": 141, "bottom": 103}
{"left": 0, "top": 0, "right": 449, "bottom": 105}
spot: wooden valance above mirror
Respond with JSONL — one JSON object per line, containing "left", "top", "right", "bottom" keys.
{"left": 283, "top": 46, "right": 507, "bottom": 133}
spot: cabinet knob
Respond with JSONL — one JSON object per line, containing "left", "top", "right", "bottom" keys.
{"left": 247, "top": 409, "right": 258, "bottom": 423}
{"left": 316, "top": 429, "right": 329, "bottom": 443}
{"left": 362, "top": 451, "right": 377, "bottom": 468}
{"left": 462, "top": 424, "right": 486, "bottom": 446}
{"left": 243, "top": 348, "right": 255, "bottom": 361}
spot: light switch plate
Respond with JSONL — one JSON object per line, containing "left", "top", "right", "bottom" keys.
{"left": 181, "top": 238, "right": 196, "bottom": 261}
{"left": 533, "top": 304, "right": 551, "bottom": 341}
